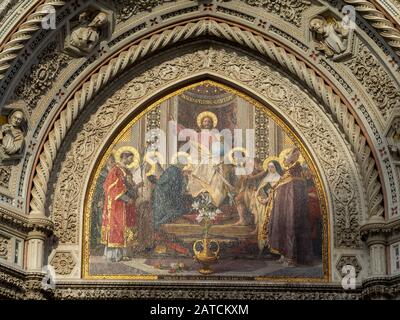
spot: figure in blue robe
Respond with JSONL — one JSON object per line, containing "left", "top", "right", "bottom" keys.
{"left": 152, "top": 165, "right": 188, "bottom": 229}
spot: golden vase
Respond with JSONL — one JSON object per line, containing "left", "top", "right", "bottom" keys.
{"left": 193, "top": 235, "right": 220, "bottom": 275}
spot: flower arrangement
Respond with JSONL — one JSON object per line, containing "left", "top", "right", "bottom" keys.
{"left": 192, "top": 193, "right": 222, "bottom": 237}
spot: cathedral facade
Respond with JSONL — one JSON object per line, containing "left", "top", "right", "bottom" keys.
{"left": 0, "top": 0, "right": 399, "bottom": 300}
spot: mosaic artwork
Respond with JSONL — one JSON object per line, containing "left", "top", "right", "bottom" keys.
{"left": 83, "top": 81, "right": 328, "bottom": 281}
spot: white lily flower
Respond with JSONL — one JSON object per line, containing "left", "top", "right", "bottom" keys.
{"left": 192, "top": 202, "right": 200, "bottom": 210}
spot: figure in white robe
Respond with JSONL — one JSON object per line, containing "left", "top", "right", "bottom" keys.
{"left": 171, "top": 111, "right": 234, "bottom": 207}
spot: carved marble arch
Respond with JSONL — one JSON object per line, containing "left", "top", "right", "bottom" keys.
{"left": 1, "top": 0, "right": 400, "bottom": 300}
{"left": 46, "top": 43, "right": 368, "bottom": 284}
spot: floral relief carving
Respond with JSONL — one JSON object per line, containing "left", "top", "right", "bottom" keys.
{"left": 0, "top": 235, "right": 10, "bottom": 259}
{"left": 345, "top": 44, "right": 400, "bottom": 118}
{"left": 113, "top": 0, "right": 173, "bottom": 22}
{"left": 336, "top": 255, "right": 362, "bottom": 277}
{"left": 242, "top": 0, "right": 311, "bottom": 26}
{"left": 53, "top": 102, "right": 127, "bottom": 243}
{"left": 15, "top": 42, "right": 71, "bottom": 114}
{"left": 50, "top": 46, "right": 362, "bottom": 249}
{"left": 54, "top": 286, "right": 360, "bottom": 299}
{"left": 113, "top": 0, "right": 310, "bottom": 26}
{"left": 50, "top": 252, "right": 76, "bottom": 275}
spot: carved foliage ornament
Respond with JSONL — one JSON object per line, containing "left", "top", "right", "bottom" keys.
{"left": 51, "top": 46, "right": 362, "bottom": 249}
{"left": 336, "top": 255, "right": 362, "bottom": 277}
{"left": 50, "top": 252, "right": 76, "bottom": 275}
{"left": 345, "top": 44, "right": 400, "bottom": 118}
{"left": 113, "top": 0, "right": 173, "bottom": 22}
{"left": 112, "top": 0, "right": 311, "bottom": 26}
{"left": 242, "top": 0, "right": 311, "bottom": 26}
{"left": 15, "top": 42, "right": 71, "bottom": 113}
{"left": 0, "top": 235, "right": 9, "bottom": 258}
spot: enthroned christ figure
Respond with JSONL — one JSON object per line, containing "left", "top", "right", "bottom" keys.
{"left": 171, "top": 111, "right": 235, "bottom": 208}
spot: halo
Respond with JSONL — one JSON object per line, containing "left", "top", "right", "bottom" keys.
{"left": 144, "top": 151, "right": 164, "bottom": 176}
{"left": 196, "top": 111, "right": 218, "bottom": 129}
{"left": 171, "top": 151, "right": 192, "bottom": 166}
{"left": 227, "top": 147, "right": 249, "bottom": 166}
{"left": 278, "top": 147, "right": 305, "bottom": 169}
{"left": 114, "top": 146, "right": 140, "bottom": 169}
{"left": 262, "top": 156, "right": 280, "bottom": 172}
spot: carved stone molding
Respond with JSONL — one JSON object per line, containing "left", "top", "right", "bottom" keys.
{"left": 0, "top": 0, "right": 399, "bottom": 84}
{"left": 113, "top": 0, "right": 311, "bottom": 26}
{"left": 2, "top": 266, "right": 397, "bottom": 299}
{"left": 361, "top": 275, "right": 400, "bottom": 299}
{"left": 53, "top": 282, "right": 360, "bottom": 300}
{"left": 29, "top": 20, "right": 383, "bottom": 232}
{"left": 0, "top": 206, "right": 53, "bottom": 236}
{"left": 0, "top": 264, "right": 26, "bottom": 299}
{"left": 360, "top": 219, "right": 400, "bottom": 241}
{"left": 343, "top": 0, "right": 400, "bottom": 57}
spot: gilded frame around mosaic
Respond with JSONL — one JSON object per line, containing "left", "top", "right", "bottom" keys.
{"left": 82, "top": 80, "right": 330, "bottom": 283}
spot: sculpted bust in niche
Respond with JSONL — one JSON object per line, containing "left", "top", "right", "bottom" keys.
{"left": 0, "top": 110, "right": 25, "bottom": 163}
{"left": 309, "top": 16, "right": 349, "bottom": 58}
{"left": 68, "top": 11, "right": 108, "bottom": 55}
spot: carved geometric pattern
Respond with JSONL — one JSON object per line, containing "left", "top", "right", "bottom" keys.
{"left": 336, "top": 255, "right": 362, "bottom": 277}
{"left": 146, "top": 107, "right": 161, "bottom": 131}
{"left": 30, "top": 20, "right": 383, "bottom": 231}
{"left": 50, "top": 251, "right": 76, "bottom": 275}
{"left": 254, "top": 108, "right": 269, "bottom": 160}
